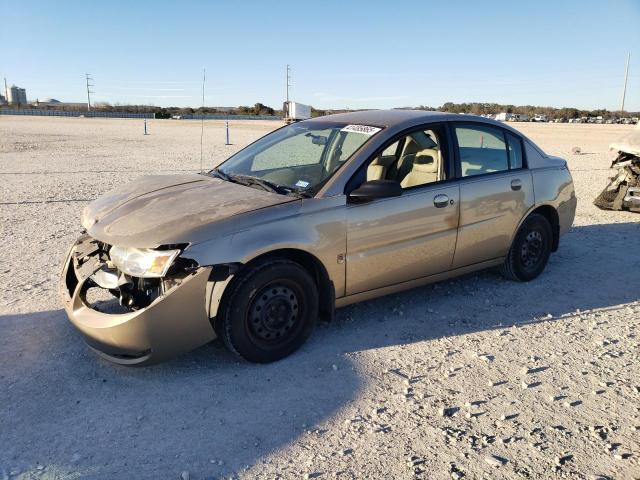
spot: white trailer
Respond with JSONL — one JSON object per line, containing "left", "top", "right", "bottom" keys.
{"left": 284, "top": 101, "right": 312, "bottom": 123}
{"left": 496, "top": 112, "right": 528, "bottom": 122}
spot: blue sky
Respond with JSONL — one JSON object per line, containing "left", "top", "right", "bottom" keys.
{"left": 1, "top": 0, "right": 639, "bottom": 111}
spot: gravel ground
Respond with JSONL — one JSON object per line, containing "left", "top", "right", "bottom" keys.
{"left": 1, "top": 116, "right": 639, "bottom": 480}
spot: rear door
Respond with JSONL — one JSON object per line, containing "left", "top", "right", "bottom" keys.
{"left": 345, "top": 123, "right": 459, "bottom": 295}
{"left": 450, "top": 123, "right": 534, "bottom": 268}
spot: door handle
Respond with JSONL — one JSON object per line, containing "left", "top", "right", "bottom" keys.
{"left": 511, "top": 179, "right": 522, "bottom": 191}
{"left": 434, "top": 194, "right": 449, "bottom": 208}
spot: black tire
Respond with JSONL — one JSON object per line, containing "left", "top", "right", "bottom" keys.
{"left": 218, "top": 258, "right": 318, "bottom": 363}
{"left": 501, "top": 213, "right": 553, "bottom": 282}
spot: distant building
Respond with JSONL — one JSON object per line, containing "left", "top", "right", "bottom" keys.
{"left": 8, "top": 85, "right": 27, "bottom": 105}
{"left": 33, "top": 98, "right": 61, "bottom": 107}
{"left": 0, "top": 94, "right": 6, "bottom": 105}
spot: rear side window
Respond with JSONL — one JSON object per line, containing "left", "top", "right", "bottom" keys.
{"left": 505, "top": 132, "right": 524, "bottom": 169}
{"left": 454, "top": 125, "right": 509, "bottom": 177}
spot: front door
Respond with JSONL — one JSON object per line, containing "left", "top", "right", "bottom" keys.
{"left": 345, "top": 124, "right": 459, "bottom": 295}
{"left": 346, "top": 184, "right": 460, "bottom": 295}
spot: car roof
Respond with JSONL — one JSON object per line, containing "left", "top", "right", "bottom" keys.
{"left": 311, "top": 109, "right": 513, "bottom": 131}
{"left": 311, "top": 109, "right": 453, "bottom": 127}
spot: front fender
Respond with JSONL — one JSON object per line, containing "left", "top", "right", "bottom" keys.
{"left": 184, "top": 196, "right": 347, "bottom": 313}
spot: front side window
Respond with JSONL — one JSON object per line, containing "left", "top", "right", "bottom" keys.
{"left": 366, "top": 128, "right": 447, "bottom": 189}
{"left": 455, "top": 125, "right": 509, "bottom": 177}
{"left": 216, "top": 121, "right": 382, "bottom": 195}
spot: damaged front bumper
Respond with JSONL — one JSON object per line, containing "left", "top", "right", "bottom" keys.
{"left": 59, "top": 235, "right": 216, "bottom": 365}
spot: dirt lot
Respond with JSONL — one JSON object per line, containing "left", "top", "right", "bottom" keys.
{"left": 1, "top": 116, "right": 638, "bottom": 480}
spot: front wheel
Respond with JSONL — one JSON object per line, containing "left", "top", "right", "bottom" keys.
{"left": 218, "top": 258, "right": 318, "bottom": 363}
{"left": 501, "top": 213, "right": 553, "bottom": 282}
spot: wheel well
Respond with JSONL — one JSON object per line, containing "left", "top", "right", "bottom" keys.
{"left": 238, "top": 249, "right": 335, "bottom": 322}
{"left": 530, "top": 205, "right": 560, "bottom": 251}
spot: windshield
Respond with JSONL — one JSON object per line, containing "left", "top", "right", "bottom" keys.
{"left": 214, "top": 121, "right": 382, "bottom": 196}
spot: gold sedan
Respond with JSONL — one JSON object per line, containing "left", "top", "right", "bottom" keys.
{"left": 60, "top": 110, "right": 576, "bottom": 365}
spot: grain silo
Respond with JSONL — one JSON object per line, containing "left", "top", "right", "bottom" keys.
{"left": 8, "top": 85, "right": 27, "bottom": 105}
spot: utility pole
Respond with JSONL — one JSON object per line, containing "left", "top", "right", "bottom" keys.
{"left": 85, "top": 73, "right": 94, "bottom": 112}
{"left": 620, "top": 52, "right": 630, "bottom": 114}
{"left": 3, "top": 77, "right": 7, "bottom": 102}
{"left": 286, "top": 64, "right": 292, "bottom": 103}
{"left": 200, "top": 67, "right": 205, "bottom": 174}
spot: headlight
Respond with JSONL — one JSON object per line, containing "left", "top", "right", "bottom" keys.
{"left": 109, "top": 246, "right": 180, "bottom": 278}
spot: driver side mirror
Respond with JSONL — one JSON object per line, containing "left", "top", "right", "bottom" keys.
{"left": 348, "top": 179, "right": 402, "bottom": 203}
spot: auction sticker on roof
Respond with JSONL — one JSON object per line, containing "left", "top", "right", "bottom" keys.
{"left": 341, "top": 124, "right": 382, "bottom": 135}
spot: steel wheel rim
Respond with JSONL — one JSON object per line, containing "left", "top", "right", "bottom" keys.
{"left": 248, "top": 282, "right": 300, "bottom": 345}
{"left": 520, "top": 230, "right": 544, "bottom": 268}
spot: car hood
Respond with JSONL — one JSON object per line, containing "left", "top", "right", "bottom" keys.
{"left": 610, "top": 122, "right": 640, "bottom": 157}
{"left": 82, "top": 174, "right": 296, "bottom": 247}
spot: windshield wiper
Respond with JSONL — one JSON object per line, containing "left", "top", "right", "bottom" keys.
{"left": 228, "top": 174, "right": 311, "bottom": 198}
{"left": 209, "top": 168, "right": 230, "bottom": 181}
{"left": 275, "top": 185, "right": 313, "bottom": 199}
{"left": 211, "top": 170, "right": 311, "bottom": 198}
{"left": 227, "top": 174, "right": 280, "bottom": 194}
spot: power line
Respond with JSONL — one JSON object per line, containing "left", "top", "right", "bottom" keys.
{"left": 85, "top": 73, "right": 94, "bottom": 112}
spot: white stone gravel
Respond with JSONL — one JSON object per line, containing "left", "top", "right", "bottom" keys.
{"left": 1, "top": 116, "right": 639, "bottom": 479}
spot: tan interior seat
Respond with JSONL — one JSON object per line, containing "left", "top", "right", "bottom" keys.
{"left": 366, "top": 154, "right": 397, "bottom": 181}
{"left": 366, "top": 158, "right": 385, "bottom": 181}
{"left": 400, "top": 151, "right": 440, "bottom": 188}
{"left": 392, "top": 138, "right": 422, "bottom": 181}
{"left": 366, "top": 130, "right": 443, "bottom": 185}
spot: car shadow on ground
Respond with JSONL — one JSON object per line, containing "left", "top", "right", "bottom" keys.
{"left": 1, "top": 222, "right": 638, "bottom": 479}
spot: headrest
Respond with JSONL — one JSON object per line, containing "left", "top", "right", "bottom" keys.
{"left": 414, "top": 152, "right": 438, "bottom": 172}
{"left": 415, "top": 151, "right": 436, "bottom": 165}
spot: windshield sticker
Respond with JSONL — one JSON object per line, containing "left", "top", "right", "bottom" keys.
{"left": 341, "top": 124, "right": 382, "bottom": 135}
{"left": 295, "top": 180, "right": 310, "bottom": 188}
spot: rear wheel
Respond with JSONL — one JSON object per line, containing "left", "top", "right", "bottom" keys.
{"left": 218, "top": 258, "right": 318, "bottom": 363}
{"left": 501, "top": 213, "right": 553, "bottom": 282}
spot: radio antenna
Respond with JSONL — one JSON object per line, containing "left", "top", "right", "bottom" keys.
{"left": 200, "top": 67, "right": 206, "bottom": 174}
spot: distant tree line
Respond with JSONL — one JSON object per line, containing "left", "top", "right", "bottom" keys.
{"left": 2, "top": 101, "right": 637, "bottom": 119}
{"left": 94, "top": 102, "right": 277, "bottom": 117}
{"left": 415, "top": 102, "right": 639, "bottom": 120}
